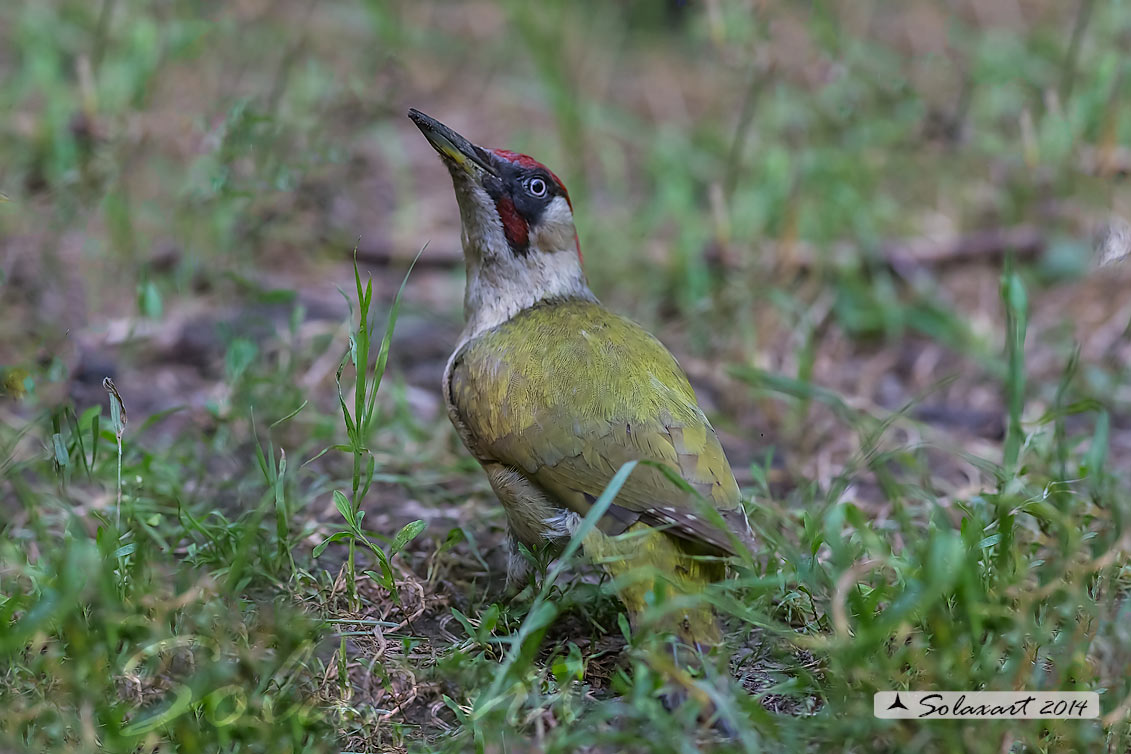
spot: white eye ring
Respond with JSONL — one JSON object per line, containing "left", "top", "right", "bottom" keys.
{"left": 526, "top": 177, "right": 548, "bottom": 197}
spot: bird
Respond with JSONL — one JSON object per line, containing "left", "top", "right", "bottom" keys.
{"left": 408, "top": 108, "right": 754, "bottom": 657}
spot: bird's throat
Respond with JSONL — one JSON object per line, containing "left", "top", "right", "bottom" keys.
{"left": 461, "top": 253, "right": 596, "bottom": 343}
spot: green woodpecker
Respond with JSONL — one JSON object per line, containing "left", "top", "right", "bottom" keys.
{"left": 409, "top": 109, "right": 753, "bottom": 651}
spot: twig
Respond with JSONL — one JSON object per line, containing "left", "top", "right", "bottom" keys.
{"left": 352, "top": 239, "right": 461, "bottom": 268}
{"left": 1060, "top": 0, "right": 1096, "bottom": 102}
{"left": 103, "top": 377, "right": 127, "bottom": 527}
{"left": 724, "top": 62, "right": 771, "bottom": 200}
{"left": 91, "top": 0, "right": 118, "bottom": 71}
{"left": 881, "top": 226, "right": 1044, "bottom": 270}
{"left": 266, "top": 0, "right": 322, "bottom": 113}
{"left": 759, "top": 226, "right": 1045, "bottom": 274}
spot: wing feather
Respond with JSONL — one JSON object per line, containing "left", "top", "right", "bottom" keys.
{"left": 448, "top": 299, "right": 752, "bottom": 554}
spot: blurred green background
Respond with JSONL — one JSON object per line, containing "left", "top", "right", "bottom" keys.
{"left": 2, "top": 1, "right": 1130, "bottom": 752}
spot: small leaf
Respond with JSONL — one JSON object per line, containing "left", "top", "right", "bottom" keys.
{"left": 138, "top": 279, "right": 163, "bottom": 319}
{"left": 478, "top": 603, "right": 501, "bottom": 637}
{"left": 270, "top": 400, "right": 308, "bottom": 429}
{"left": 112, "top": 543, "right": 137, "bottom": 558}
{"left": 102, "top": 378, "right": 127, "bottom": 439}
{"left": 442, "top": 694, "right": 468, "bottom": 723}
{"left": 302, "top": 444, "right": 353, "bottom": 467}
{"left": 312, "top": 531, "right": 352, "bottom": 559}
{"left": 334, "top": 356, "right": 357, "bottom": 437}
{"left": 521, "top": 601, "right": 558, "bottom": 635}
{"left": 617, "top": 612, "right": 632, "bottom": 643}
{"left": 390, "top": 520, "right": 426, "bottom": 558}
{"left": 52, "top": 433, "right": 68, "bottom": 467}
{"left": 1085, "top": 410, "right": 1110, "bottom": 478}
{"left": 977, "top": 534, "right": 1002, "bottom": 549}
{"left": 251, "top": 423, "right": 273, "bottom": 482}
{"left": 332, "top": 490, "right": 354, "bottom": 525}
{"left": 449, "top": 607, "right": 477, "bottom": 638}
{"left": 437, "top": 526, "right": 466, "bottom": 555}
{"left": 363, "top": 568, "right": 395, "bottom": 593}
{"left": 225, "top": 338, "right": 258, "bottom": 383}
{"left": 927, "top": 530, "right": 966, "bottom": 592}
{"left": 1004, "top": 270, "right": 1028, "bottom": 314}
{"left": 90, "top": 414, "right": 100, "bottom": 466}
{"left": 78, "top": 404, "right": 103, "bottom": 431}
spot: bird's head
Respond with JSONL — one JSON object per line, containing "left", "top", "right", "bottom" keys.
{"left": 409, "top": 109, "right": 593, "bottom": 333}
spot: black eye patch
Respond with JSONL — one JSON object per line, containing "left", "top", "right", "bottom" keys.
{"left": 480, "top": 162, "right": 562, "bottom": 255}
{"left": 506, "top": 168, "right": 557, "bottom": 227}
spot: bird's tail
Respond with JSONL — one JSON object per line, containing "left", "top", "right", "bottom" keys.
{"left": 584, "top": 522, "right": 724, "bottom": 649}
{"left": 585, "top": 521, "right": 729, "bottom": 720}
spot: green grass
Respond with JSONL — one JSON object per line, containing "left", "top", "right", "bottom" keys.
{"left": 2, "top": 1, "right": 1131, "bottom": 752}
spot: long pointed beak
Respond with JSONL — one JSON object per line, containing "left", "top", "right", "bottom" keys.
{"left": 408, "top": 109, "right": 498, "bottom": 177}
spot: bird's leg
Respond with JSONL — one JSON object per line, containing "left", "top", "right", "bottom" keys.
{"left": 506, "top": 531, "right": 531, "bottom": 587}
{"left": 504, "top": 531, "right": 534, "bottom": 599}
{"left": 485, "top": 463, "right": 563, "bottom": 599}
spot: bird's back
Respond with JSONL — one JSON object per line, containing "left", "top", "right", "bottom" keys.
{"left": 446, "top": 298, "right": 749, "bottom": 554}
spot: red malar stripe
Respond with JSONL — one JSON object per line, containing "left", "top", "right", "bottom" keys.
{"left": 495, "top": 196, "right": 529, "bottom": 250}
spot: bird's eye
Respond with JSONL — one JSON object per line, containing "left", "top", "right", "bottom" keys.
{"left": 525, "top": 177, "right": 548, "bottom": 197}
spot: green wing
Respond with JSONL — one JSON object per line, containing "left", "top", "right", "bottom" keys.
{"left": 448, "top": 299, "right": 750, "bottom": 554}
